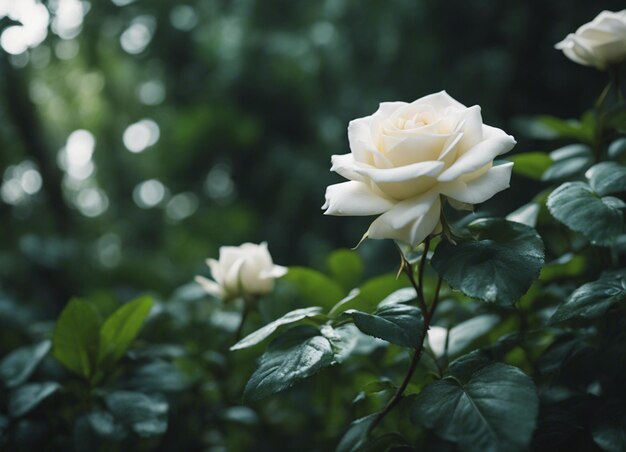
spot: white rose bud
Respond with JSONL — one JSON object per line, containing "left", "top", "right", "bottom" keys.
{"left": 555, "top": 10, "right": 626, "bottom": 70}
{"left": 195, "top": 242, "right": 288, "bottom": 300}
{"left": 322, "top": 91, "right": 516, "bottom": 247}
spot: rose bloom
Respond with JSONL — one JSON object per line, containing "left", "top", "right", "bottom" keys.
{"left": 195, "top": 242, "right": 287, "bottom": 300}
{"left": 556, "top": 10, "right": 626, "bottom": 70}
{"left": 322, "top": 91, "right": 515, "bottom": 247}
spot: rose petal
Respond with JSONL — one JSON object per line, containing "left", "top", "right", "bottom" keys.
{"left": 223, "top": 257, "right": 246, "bottom": 296}
{"left": 330, "top": 153, "right": 444, "bottom": 184}
{"left": 348, "top": 116, "right": 377, "bottom": 164}
{"left": 205, "top": 258, "right": 223, "bottom": 284}
{"left": 454, "top": 105, "right": 484, "bottom": 152}
{"left": 437, "top": 126, "right": 515, "bottom": 182}
{"left": 439, "top": 162, "right": 513, "bottom": 204}
{"left": 589, "top": 38, "right": 626, "bottom": 65}
{"left": 322, "top": 181, "right": 396, "bottom": 216}
{"left": 195, "top": 276, "right": 223, "bottom": 299}
{"left": 383, "top": 134, "right": 450, "bottom": 166}
{"left": 366, "top": 191, "right": 441, "bottom": 246}
{"left": 409, "top": 90, "right": 466, "bottom": 111}
{"left": 260, "top": 265, "right": 289, "bottom": 279}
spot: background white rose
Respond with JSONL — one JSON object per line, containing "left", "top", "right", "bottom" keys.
{"left": 555, "top": 10, "right": 626, "bottom": 70}
{"left": 195, "top": 242, "right": 287, "bottom": 300}
{"left": 322, "top": 91, "right": 515, "bottom": 246}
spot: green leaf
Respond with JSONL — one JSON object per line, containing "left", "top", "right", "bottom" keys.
{"left": 321, "top": 324, "right": 360, "bottom": 363}
{"left": 281, "top": 267, "right": 345, "bottom": 310}
{"left": 244, "top": 325, "right": 334, "bottom": 401}
{"left": 128, "top": 360, "right": 189, "bottom": 393}
{"left": 98, "top": 296, "right": 153, "bottom": 370}
{"left": 52, "top": 298, "right": 102, "bottom": 378}
{"left": 609, "top": 137, "right": 626, "bottom": 160}
{"left": 327, "top": 249, "right": 364, "bottom": 291}
{"left": 431, "top": 219, "right": 544, "bottom": 305}
{"left": 346, "top": 303, "right": 424, "bottom": 348}
{"left": 429, "top": 315, "right": 501, "bottom": 358}
{"left": 536, "top": 115, "right": 594, "bottom": 143}
{"left": 9, "top": 382, "right": 60, "bottom": 417}
{"left": 506, "top": 203, "right": 540, "bottom": 227}
{"left": 550, "top": 273, "right": 626, "bottom": 324}
{"left": 0, "top": 340, "right": 51, "bottom": 388}
{"left": 547, "top": 181, "right": 625, "bottom": 246}
{"left": 231, "top": 306, "right": 324, "bottom": 351}
{"left": 542, "top": 144, "right": 593, "bottom": 181}
{"left": 105, "top": 391, "right": 168, "bottom": 438}
{"left": 336, "top": 414, "right": 377, "bottom": 452}
{"left": 412, "top": 362, "right": 538, "bottom": 452}
{"left": 586, "top": 162, "right": 626, "bottom": 196}
{"left": 377, "top": 287, "right": 417, "bottom": 307}
{"left": 509, "top": 152, "right": 552, "bottom": 179}
{"left": 329, "top": 275, "right": 410, "bottom": 317}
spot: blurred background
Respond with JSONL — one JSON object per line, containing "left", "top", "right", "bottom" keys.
{"left": 0, "top": 0, "right": 616, "bottom": 317}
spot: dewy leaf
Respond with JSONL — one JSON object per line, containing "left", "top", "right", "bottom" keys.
{"left": 346, "top": 303, "right": 424, "bottom": 348}
{"left": 336, "top": 414, "right": 378, "bottom": 452}
{"left": 586, "top": 162, "right": 626, "bottom": 196}
{"left": 321, "top": 323, "right": 360, "bottom": 363}
{"left": 542, "top": 144, "right": 593, "bottom": 182}
{"left": 412, "top": 362, "right": 538, "bottom": 452}
{"left": 244, "top": 325, "right": 334, "bottom": 401}
{"left": 9, "top": 382, "right": 60, "bottom": 417}
{"left": 431, "top": 219, "right": 544, "bottom": 306}
{"left": 550, "top": 273, "right": 626, "bottom": 324}
{"left": 509, "top": 152, "right": 552, "bottom": 180}
{"left": 327, "top": 249, "right": 364, "bottom": 291}
{"left": 105, "top": 390, "right": 168, "bottom": 438}
{"left": 547, "top": 181, "right": 625, "bottom": 246}
{"left": 98, "top": 296, "right": 154, "bottom": 370}
{"left": 231, "top": 306, "right": 324, "bottom": 351}
{"left": 0, "top": 340, "right": 51, "bottom": 388}
{"left": 52, "top": 298, "right": 101, "bottom": 378}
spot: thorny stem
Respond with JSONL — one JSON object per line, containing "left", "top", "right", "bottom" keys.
{"left": 368, "top": 240, "right": 443, "bottom": 435}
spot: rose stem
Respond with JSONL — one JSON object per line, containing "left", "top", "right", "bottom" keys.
{"left": 368, "top": 240, "right": 442, "bottom": 435}
{"left": 234, "top": 299, "right": 251, "bottom": 342}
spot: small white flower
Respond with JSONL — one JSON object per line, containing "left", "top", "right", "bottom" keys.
{"left": 195, "top": 242, "right": 287, "bottom": 300}
{"left": 322, "top": 91, "right": 515, "bottom": 247}
{"left": 556, "top": 10, "right": 626, "bottom": 70}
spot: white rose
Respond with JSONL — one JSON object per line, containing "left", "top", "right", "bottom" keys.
{"left": 555, "top": 10, "right": 626, "bottom": 70}
{"left": 322, "top": 91, "right": 515, "bottom": 247}
{"left": 195, "top": 242, "right": 288, "bottom": 300}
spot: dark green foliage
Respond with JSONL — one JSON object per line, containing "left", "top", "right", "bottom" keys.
{"left": 346, "top": 303, "right": 424, "bottom": 348}
{"left": 547, "top": 181, "right": 625, "bottom": 246}
{"left": 550, "top": 272, "right": 626, "bottom": 323}
{"left": 432, "top": 219, "right": 544, "bottom": 305}
{"left": 0, "top": 1, "right": 625, "bottom": 451}
{"left": 412, "top": 360, "right": 538, "bottom": 452}
{"left": 243, "top": 325, "right": 335, "bottom": 401}
{"left": 0, "top": 341, "right": 51, "bottom": 388}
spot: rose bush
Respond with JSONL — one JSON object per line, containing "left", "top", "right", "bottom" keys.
{"left": 195, "top": 242, "right": 287, "bottom": 300}
{"left": 322, "top": 91, "right": 516, "bottom": 246}
{"left": 555, "top": 10, "right": 626, "bottom": 70}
